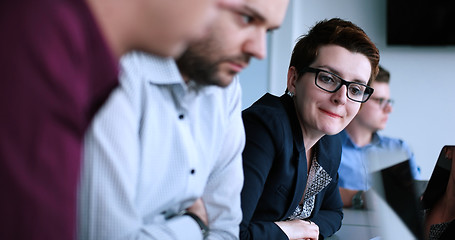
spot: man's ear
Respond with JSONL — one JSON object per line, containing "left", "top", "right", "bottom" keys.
{"left": 287, "top": 66, "right": 298, "bottom": 94}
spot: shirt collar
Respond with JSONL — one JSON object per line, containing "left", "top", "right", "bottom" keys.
{"left": 121, "top": 51, "right": 184, "bottom": 85}
{"left": 120, "top": 51, "right": 238, "bottom": 96}
{"left": 341, "top": 130, "right": 384, "bottom": 149}
{"left": 136, "top": 53, "right": 213, "bottom": 94}
{"left": 371, "top": 132, "right": 383, "bottom": 145}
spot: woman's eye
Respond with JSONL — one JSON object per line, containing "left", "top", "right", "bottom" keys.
{"left": 320, "top": 75, "right": 335, "bottom": 84}
{"left": 349, "top": 86, "right": 362, "bottom": 96}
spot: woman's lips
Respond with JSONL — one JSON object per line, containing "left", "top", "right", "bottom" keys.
{"left": 320, "top": 108, "right": 342, "bottom": 118}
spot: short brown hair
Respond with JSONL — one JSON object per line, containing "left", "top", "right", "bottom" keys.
{"left": 289, "top": 18, "right": 380, "bottom": 85}
{"left": 375, "top": 65, "right": 390, "bottom": 83}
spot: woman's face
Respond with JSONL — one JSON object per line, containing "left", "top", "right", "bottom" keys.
{"left": 287, "top": 44, "right": 372, "bottom": 136}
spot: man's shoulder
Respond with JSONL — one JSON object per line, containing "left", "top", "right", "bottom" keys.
{"left": 377, "top": 134, "right": 410, "bottom": 150}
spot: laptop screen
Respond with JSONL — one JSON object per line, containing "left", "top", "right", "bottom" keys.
{"left": 421, "top": 145, "right": 453, "bottom": 210}
{"left": 370, "top": 159, "right": 424, "bottom": 239}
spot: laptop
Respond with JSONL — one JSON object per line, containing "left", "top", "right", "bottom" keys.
{"left": 421, "top": 145, "right": 453, "bottom": 211}
{"left": 368, "top": 146, "right": 455, "bottom": 240}
{"left": 367, "top": 149, "right": 425, "bottom": 240}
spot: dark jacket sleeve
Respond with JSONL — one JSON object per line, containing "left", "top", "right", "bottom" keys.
{"left": 240, "top": 107, "right": 289, "bottom": 240}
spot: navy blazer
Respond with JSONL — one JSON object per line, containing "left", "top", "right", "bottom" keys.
{"left": 240, "top": 93, "right": 343, "bottom": 240}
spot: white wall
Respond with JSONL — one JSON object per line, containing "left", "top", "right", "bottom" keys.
{"left": 240, "top": 0, "right": 455, "bottom": 179}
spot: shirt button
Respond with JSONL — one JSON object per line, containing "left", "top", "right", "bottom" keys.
{"left": 178, "top": 114, "right": 184, "bottom": 120}
{"left": 190, "top": 169, "right": 195, "bottom": 174}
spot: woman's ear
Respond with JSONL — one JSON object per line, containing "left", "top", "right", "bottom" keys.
{"left": 287, "top": 66, "right": 298, "bottom": 94}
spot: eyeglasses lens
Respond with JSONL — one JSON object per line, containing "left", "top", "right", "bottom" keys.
{"left": 315, "top": 71, "right": 370, "bottom": 102}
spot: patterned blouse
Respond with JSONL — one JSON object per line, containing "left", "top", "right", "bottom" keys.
{"left": 429, "top": 221, "right": 450, "bottom": 240}
{"left": 287, "top": 155, "right": 332, "bottom": 220}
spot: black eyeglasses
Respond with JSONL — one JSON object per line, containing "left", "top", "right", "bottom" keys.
{"left": 301, "top": 67, "right": 374, "bottom": 103}
{"left": 370, "top": 97, "right": 394, "bottom": 109}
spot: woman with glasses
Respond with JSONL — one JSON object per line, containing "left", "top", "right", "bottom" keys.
{"left": 240, "top": 18, "right": 379, "bottom": 240}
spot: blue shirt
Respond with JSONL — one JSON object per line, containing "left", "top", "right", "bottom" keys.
{"left": 338, "top": 130, "right": 421, "bottom": 191}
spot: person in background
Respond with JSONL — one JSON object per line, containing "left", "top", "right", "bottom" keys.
{"left": 0, "top": 0, "right": 243, "bottom": 239}
{"left": 240, "top": 18, "right": 380, "bottom": 240}
{"left": 338, "top": 65, "right": 421, "bottom": 209}
{"left": 78, "top": 0, "right": 289, "bottom": 239}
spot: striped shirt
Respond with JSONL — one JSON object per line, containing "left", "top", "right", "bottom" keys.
{"left": 78, "top": 52, "right": 245, "bottom": 240}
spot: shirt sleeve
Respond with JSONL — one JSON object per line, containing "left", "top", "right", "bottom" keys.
{"left": 402, "top": 141, "right": 421, "bottom": 180}
{"left": 203, "top": 78, "right": 245, "bottom": 240}
{"left": 78, "top": 65, "right": 202, "bottom": 240}
{"left": 239, "top": 108, "right": 289, "bottom": 240}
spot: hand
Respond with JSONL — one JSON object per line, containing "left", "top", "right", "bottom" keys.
{"left": 339, "top": 187, "right": 357, "bottom": 208}
{"left": 444, "top": 146, "right": 455, "bottom": 161}
{"left": 339, "top": 187, "right": 368, "bottom": 209}
{"left": 275, "top": 219, "right": 319, "bottom": 240}
{"left": 443, "top": 146, "right": 455, "bottom": 188}
{"left": 186, "top": 198, "right": 208, "bottom": 226}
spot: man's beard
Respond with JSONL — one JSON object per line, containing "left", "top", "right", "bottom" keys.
{"left": 177, "top": 48, "right": 221, "bottom": 86}
{"left": 177, "top": 48, "right": 250, "bottom": 87}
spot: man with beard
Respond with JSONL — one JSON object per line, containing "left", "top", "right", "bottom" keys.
{"left": 78, "top": 0, "right": 289, "bottom": 239}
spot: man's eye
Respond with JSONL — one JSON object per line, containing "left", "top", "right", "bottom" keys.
{"left": 241, "top": 14, "right": 254, "bottom": 24}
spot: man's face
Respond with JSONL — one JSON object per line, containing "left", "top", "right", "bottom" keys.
{"left": 353, "top": 81, "right": 393, "bottom": 132}
{"left": 177, "top": 0, "right": 289, "bottom": 87}
{"left": 138, "top": 0, "right": 244, "bottom": 57}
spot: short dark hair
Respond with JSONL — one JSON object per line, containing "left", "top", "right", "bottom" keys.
{"left": 375, "top": 65, "right": 390, "bottom": 83}
{"left": 289, "top": 18, "right": 380, "bottom": 85}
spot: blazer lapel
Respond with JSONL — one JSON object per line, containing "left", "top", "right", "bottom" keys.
{"left": 283, "top": 147, "right": 308, "bottom": 219}
{"left": 280, "top": 94, "right": 309, "bottom": 219}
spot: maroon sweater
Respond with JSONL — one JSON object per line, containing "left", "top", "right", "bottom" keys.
{"left": 0, "top": 0, "right": 118, "bottom": 239}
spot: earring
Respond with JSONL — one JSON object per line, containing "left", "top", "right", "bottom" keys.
{"left": 287, "top": 91, "right": 294, "bottom": 97}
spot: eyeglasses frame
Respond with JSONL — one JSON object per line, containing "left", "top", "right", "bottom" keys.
{"left": 370, "top": 97, "right": 394, "bottom": 109}
{"left": 300, "top": 67, "right": 374, "bottom": 103}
